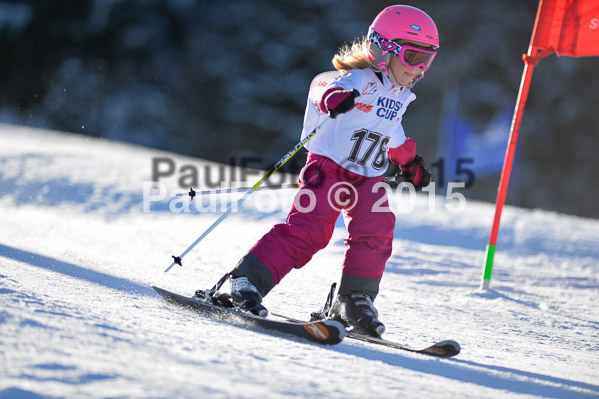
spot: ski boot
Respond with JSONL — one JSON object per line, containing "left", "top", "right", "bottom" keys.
{"left": 195, "top": 273, "right": 268, "bottom": 318}
{"left": 311, "top": 283, "right": 385, "bottom": 337}
{"left": 328, "top": 292, "right": 385, "bottom": 337}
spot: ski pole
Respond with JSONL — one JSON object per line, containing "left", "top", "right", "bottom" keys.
{"left": 165, "top": 116, "right": 331, "bottom": 272}
{"left": 178, "top": 183, "right": 301, "bottom": 200}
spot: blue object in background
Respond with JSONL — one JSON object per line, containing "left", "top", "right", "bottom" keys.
{"left": 437, "top": 88, "right": 517, "bottom": 201}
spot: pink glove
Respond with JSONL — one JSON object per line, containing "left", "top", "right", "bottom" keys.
{"left": 398, "top": 156, "right": 427, "bottom": 188}
{"left": 319, "top": 87, "right": 360, "bottom": 118}
{"left": 387, "top": 139, "right": 430, "bottom": 189}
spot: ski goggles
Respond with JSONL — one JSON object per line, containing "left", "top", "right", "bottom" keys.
{"left": 396, "top": 43, "right": 437, "bottom": 71}
{"left": 370, "top": 30, "right": 437, "bottom": 72}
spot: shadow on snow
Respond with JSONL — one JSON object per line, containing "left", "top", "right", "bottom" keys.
{"left": 334, "top": 343, "right": 599, "bottom": 399}
{"left": 0, "top": 243, "right": 155, "bottom": 297}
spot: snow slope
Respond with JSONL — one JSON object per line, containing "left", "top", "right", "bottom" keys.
{"left": 1, "top": 124, "right": 598, "bottom": 398}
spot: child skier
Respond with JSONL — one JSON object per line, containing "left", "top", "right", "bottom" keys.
{"left": 201, "top": 5, "right": 438, "bottom": 337}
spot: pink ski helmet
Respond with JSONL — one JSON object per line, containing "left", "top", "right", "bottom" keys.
{"left": 368, "top": 5, "right": 439, "bottom": 87}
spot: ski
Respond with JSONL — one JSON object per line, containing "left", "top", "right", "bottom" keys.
{"left": 271, "top": 312, "right": 460, "bottom": 358}
{"left": 153, "top": 286, "right": 345, "bottom": 346}
{"left": 345, "top": 331, "right": 460, "bottom": 358}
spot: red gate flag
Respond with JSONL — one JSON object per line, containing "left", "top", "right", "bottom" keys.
{"left": 481, "top": 0, "right": 599, "bottom": 290}
{"left": 531, "top": 0, "right": 599, "bottom": 57}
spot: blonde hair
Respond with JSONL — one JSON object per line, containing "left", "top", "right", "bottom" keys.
{"left": 332, "top": 36, "right": 375, "bottom": 72}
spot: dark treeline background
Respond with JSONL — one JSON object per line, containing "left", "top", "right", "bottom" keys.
{"left": 1, "top": 0, "right": 598, "bottom": 217}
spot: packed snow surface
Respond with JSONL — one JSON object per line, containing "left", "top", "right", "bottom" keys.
{"left": 1, "top": 124, "right": 598, "bottom": 398}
